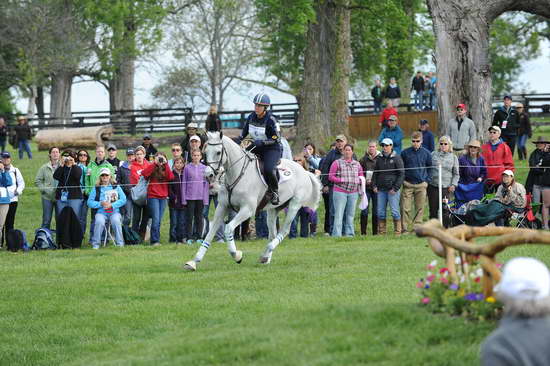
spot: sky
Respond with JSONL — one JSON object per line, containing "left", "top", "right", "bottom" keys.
{"left": 14, "top": 41, "right": 550, "bottom": 114}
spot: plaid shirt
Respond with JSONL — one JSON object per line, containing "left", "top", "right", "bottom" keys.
{"left": 331, "top": 159, "right": 362, "bottom": 193}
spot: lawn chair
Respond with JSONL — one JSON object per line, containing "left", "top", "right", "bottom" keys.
{"left": 508, "top": 194, "right": 542, "bottom": 229}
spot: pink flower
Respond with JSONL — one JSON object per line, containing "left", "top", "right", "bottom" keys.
{"left": 421, "top": 297, "right": 430, "bottom": 304}
{"left": 439, "top": 267, "right": 449, "bottom": 274}
{"left": 440, "top": 277, "right": 449, "bottom": 284}
{"left": 426, "top": 274, "right": 436, "bottom": 282}
{"left": 416, "top": 281, "right": 424, "bottom": 288}
{"left": 474, "top": 277, "right": 481, "bottom": 283}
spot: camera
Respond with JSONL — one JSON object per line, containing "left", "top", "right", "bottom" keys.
{"left": 158, "top": 156, "right": 165, "bottom": 164}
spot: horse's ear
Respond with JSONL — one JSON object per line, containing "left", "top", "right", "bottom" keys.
{"left": 220, "top": 130, "right": 223, "bottom": 139}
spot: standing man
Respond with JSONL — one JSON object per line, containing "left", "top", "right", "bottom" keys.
{"left": 384, "top": 77, "right": 401, "bottom": 107}
{"left": 14, "top": 116, "right": 32, "bottom": 159}
{"left": 371, "top": 79, "right": 384, "bottom": 113}
{"left": 419, "top": 119, "right": 435, "bottom": 152}
{"left": 142, "top": 135, "right": 158, "bottom": 161}
{"left": 481, "top": 126, "right": 514, "bottom": 186}
{"left": 400, "top": 131, "right": 432, "bottom": 234}
{"left": 378, "top": 115, "right": 404, "bottom": 154}
{"left": 446, "top": 104, "right": 476, "bottom": 154}
{"left": 411, "top": 71, "right": 425, "bottom": 111}
{"left": 1, "top": 152, "right": 25, "bottom": 246}
{"left": 493, "top": 95, "right": 520, "bottom": 156}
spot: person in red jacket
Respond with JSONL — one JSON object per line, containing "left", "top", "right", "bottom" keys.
{"left": 378, "top": 99, "right": 398, "bottom": 128}
{"left": 481, "top": 126, "right": 514, "bottom": 187}
{"left": 130, "top": 146, "right": 152, "bottom": 238}
{"left": 142, "top": 152, "right": 174, "bottom": 246}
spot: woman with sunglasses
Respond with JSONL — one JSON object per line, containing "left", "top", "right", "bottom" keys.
{"left": 427, "top": 136, "right": 459, "bottom": 226}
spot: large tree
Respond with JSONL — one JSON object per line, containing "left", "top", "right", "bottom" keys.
{"left": 427, "top": 0, "right": 550, "bottom": 136}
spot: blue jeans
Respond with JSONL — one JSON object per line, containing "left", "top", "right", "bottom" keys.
{"left": 414, "top": 91, "right": 424, "bottom": 110}
{"left": 332, "top": 191, "right": 359, "bottom": 237}
{"left": 373, "top": 100, "right": 382, "bottom": 113}
{"left": 78, "top": 199, "right": 88, "bottom": 236}
{"left": 18, "top": 139, "right": 32, "bottom": 159}
{"left": 0, "top": 137, "right": 6, "bottom": 153}
{"left": 376, "top": 190, "right": 401, "bottom": 220}
{"left": 518, "top": 134, "right": 528, "bottom": 150}
{"left": 255, "top": 211, "right": 268, "bottom": 238}
{"left": 169, "top": 207, "right": 186, "bottom": 242}
{"left": 91, "top": 212, "right": 124, "bottom": 246}
{"left": 41, "top": 198, "right": 56, "bottom": 229}
{"left": 56, "top": 199, "right": 82, "bottom": 220}
{"left": 147, "top": 198, "right": 167, "bottom": 244}
{"left": 290, "top": 207, "right": 310, "bottom": 238}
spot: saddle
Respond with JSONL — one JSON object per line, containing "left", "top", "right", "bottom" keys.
{"left": 255, "top": 159, "right": 293, "bottom": 186}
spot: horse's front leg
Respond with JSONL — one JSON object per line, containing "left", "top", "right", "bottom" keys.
{"left": 223, "top": 206, "right": 254, "bottom": 264}
{"left": 183, "top": 202, "right": 228, "bottom": 271}
{"left": 260, "top": 199, "right": 302, "bottom": 264}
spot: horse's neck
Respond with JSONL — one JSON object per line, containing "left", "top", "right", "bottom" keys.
{"left": 222, "top": 137, "right": 252, "bottom": 182}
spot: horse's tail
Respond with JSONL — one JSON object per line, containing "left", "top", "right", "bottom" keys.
{"left": 303, "top": 171, "right": 322, "bottom": 211}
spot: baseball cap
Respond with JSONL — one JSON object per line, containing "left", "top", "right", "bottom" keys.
{"left": 99, "top": 167, "right": 111, "bottom": 176}
{"left": 1, "top": 152, "right": 11, "bottom": 159}
{"left": 488, "top": 126, "right": 501, "bottom": 134}
{"left": 496, "top": 257, "right": 550, "bottom": 300}
{"left": 335, "top": 134, "right": 346, "bottom": 142}
{"left": 107, "top": 143, "right": 117, "bottom": 151}
{"left": 381, "top": 138, "right": 393, "bottom": 146}
{"left": 419, "top": 119, "right": 429, "bottom": 125}
{"left": 503, "top": 94, "right": 512, "bottom": 100}
{"left": 187, "top": 122, "right": 198, "bottom": 129}
{"left": 126, "top": 148, "right": 135, "bottom": 155}
{"left": 502, "top": 169, "right": 514, "bottom": 177}
{"left": 456, "top": 103, "right": 466, "bottom": 110}
{"left": 388, "top": 115, "right": 398, "bottom": 121}
{"left": 143, "top": 134, "right": 151, "bottom": 140}
{"left": 190, "top": 135, "right": 201, "bottom": 142}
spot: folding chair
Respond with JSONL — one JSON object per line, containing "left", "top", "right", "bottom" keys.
{"left": 510, "top": 194, "right": 542, "bottom": 229}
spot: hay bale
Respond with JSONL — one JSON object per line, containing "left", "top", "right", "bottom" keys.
{"left": 34, "top": 125, "right": 114, "bottom": 151}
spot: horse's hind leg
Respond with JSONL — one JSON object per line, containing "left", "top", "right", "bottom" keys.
{"left": 224, "top": 206, "right": 254, "bottom": 264}
{"left": 183, "top": 203, "right": 228, "bottom": 271}
{"left": 260, "top": 199, "right": 302, "bottom": 264}
{"left": 267, "top": 208, "right": 277, "bottom": 240}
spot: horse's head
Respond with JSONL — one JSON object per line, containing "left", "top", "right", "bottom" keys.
{"left": 203, "top": 131, "right": 227, "bottom": 177}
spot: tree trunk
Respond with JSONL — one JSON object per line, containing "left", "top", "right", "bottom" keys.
{"left": 36, "top": 86, "right": 45, "bottom": 122}
{"left": 427, "top": 0, "right": 550, "bottom": 136}
{"left": 26, "top": 85, "right": 37, "bottom": 117}
{"left": 295, "top": 0, "right": 351, "bottom": 151}
{"left": 50, "top": 71, "right": 73, "bottom": 124}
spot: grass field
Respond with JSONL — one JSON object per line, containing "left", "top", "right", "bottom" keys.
{"left": 1, "top": 137, "right": 549, "bottom": 365}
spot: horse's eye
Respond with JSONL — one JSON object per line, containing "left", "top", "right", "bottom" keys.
{"left": 217, "top": 151, "right": 221, "bottom": 155}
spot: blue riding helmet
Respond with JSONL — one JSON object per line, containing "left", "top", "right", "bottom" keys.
{"left": 253, "top": 93, "right": 270, "bottom": 106}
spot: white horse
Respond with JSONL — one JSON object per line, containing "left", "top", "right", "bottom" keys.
{"left": 183, "top": 131, "right": 321, "bottom": 271}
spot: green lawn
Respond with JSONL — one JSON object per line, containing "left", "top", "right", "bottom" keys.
{"left": 1, "top": 138, "right": 549, "bottom": 365}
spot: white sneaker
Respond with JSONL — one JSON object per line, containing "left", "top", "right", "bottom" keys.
{"left": 92, "top": 245, "right": 99, "bottom": 250}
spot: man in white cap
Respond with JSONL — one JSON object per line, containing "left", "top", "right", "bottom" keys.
{"left": 481, "top": 257, "right": 550, "bottom": 365}
{"left": 481, "top": 125, "right": 514, "bottom": 186}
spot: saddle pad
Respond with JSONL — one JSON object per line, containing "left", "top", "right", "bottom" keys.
{"left": 255, "top": 160, "right": 293, "bottom": 186}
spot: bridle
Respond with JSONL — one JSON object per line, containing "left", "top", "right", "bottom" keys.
{"left": 203, "top": 139, "right": 227, "bottom": 177}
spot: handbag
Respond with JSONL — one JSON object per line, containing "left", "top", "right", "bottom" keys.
{"left": 131, "top": 176, "right": 148, "bottom": 206}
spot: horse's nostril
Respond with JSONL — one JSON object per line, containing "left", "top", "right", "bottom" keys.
{"left": 209, "top": 173, "right": 214, "bottom": 178}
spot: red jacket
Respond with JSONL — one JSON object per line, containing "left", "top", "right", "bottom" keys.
{"left": 378, "top": 107, "right": 398, "bottom": 126}
{"left": 481, "top": 140, "right": 514, "bottom": 184}
{"left": 130, "top": 160, "right": 152, "bottom": 185}
{"left": 142, "top": 162, "right": 174, "bottom": 199}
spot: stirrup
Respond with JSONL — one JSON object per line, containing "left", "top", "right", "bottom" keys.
{"left": 270, "top": 191, "right": 280, "bottom": 205}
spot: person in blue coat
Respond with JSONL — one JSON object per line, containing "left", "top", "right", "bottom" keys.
{"left": 378, "top": 115, "right": 404, "bottom": 154}
{"left": 236, "top": 93, "right": 283, "bottom": 205}
{"left": 0, "top": 161, "right": 12, "bottom": 243}
{"left": 87, "top": 168, "right": 127, "bottom": 249}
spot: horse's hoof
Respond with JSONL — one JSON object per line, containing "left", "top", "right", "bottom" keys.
{"left": 183, "top": 261, "right": 196, "bottom": 271}
{"left": 259, "top": 256, "right": 271, "bottom": 264}
{"left": 234, "top": 250, "right": 243, "bottom": 264}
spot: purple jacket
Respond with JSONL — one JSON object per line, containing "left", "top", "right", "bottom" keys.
{"left": 458, "top": 155, "right": 487, "bottom": 184}
{"left": 181, "top": 163, "right": 209, "bottom": 205}
{"left": 169, "top": 169, "right": 185, "bottom": 209}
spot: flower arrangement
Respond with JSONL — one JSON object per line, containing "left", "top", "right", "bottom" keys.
{"left": 417, "top": 258, "right": 503, "bottom": 321}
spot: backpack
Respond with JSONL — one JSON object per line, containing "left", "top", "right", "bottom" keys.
{"left": 122, "top": 225, "right": 141, "bottom": 245}
{"left": 6, "top": 229, "right": 29, "bottom": 252}
{"left": 32, "top": 228, "right": 57, "bottom": 250}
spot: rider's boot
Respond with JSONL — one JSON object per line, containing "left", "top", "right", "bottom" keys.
{"left": 266, "top": 170, "right": 280, "bottom": 205}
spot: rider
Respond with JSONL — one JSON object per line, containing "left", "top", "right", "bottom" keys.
{"left": 236, "top": 93, "right": 282, "bottom": 205}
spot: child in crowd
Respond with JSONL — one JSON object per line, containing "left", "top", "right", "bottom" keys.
{"left": 169, "top": 157, "right": 186, "bottom": 244}
{"left": 182, "top": 149, "right": 209, "bottom": 244}
{"left": 77, "top": 149, "right": 90, "bottom": 234}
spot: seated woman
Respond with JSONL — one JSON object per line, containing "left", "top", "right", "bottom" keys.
{"left": 87, "top": 168, "right": 127, "bottom": 249}
{"left": 456, "top": 140, "right": 487, "bottom": 203}
{"left": 493, "top": 170, "right": 527, "bottom": 210}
